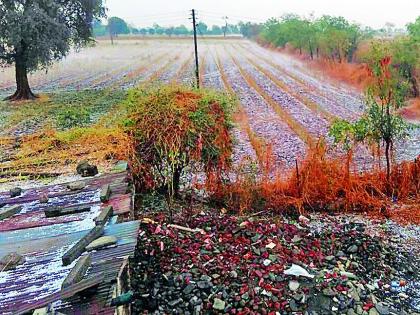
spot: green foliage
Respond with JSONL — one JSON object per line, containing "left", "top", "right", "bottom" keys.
{"left": 0, "top": 1, "right": 106, "bottom": 71}
{"left": 56, "top": 107, "right": 91, "bottom": 129}
{"left": 329, "top": 53, "right": 410, "bottom": 181}
{"left": 260, "top": 14, "right": 367, "bottom": 61}
{"left": 92, "top": 20, "right": 107, "bottom": 37}
{"left": 108, "top": 16, "right": 130, "bottom": 36}
{"left": 123, "top": 85, "right": 236, "bottom": 197}
{"left": 1, "top": 90, "right": 126, "bottom": 131}
{"left": 329, "top": 119, "right": 368, "bottom": 151}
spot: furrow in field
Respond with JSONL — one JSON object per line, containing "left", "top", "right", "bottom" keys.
{"left": 216, "top": 47, "right": 306, "bottom": 166}
{"left": 236, "top": 47, "right": 336, "bottom": 123}
{"left": 171, "top": 53, "right": 194, "bottom": 84}
{"left": 211, "top": 51, "right": 258, "bottom": 166}
{"left": 238, "top": 43, "right": 364, "bottom": 120}
{"left": 112, "top": 52, "right": 170, "bottom": 89}
{"left": 228, "top": 48, "right": 330, "bottom": 142}
{"left": 226, "top": 48, "right": 314, "bottom": 147}
{"left": 140, "top": 54, "right": 181, "bottom": 86}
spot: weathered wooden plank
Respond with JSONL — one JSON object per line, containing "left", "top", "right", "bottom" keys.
{"left": 100, "top": 184, "right": 112, "bottom": 202}
{"left": 44, "top": 205, "right": 91, "bottom": 218}
{"left": 62, "top": 225, "right": 104, "bottom": 266}
{"left": 94, "top": 206, "right": 113, "bottom": 226}
{"left": 0, "top": 205, "right": 22, "bottom": 221}
{"left": 14, "top": 273, "right": 105, "bottom": 315}
{"left": 61, "top": 254, "right": 92, "bottom": 289}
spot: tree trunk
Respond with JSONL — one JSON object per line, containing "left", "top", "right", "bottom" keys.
{"left": 385, "top": 140, "right": 391, "bottom": 184}
{"left": 5, "top": 59, "right": 37, "bottom": 101}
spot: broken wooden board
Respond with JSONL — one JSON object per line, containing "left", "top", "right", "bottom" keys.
{"left": 100, "top": 184, "right": 111, "bottom": 203}
{"left": 14, "top": 273, "right": 105, "bottom": 315}
{"left": 44, "top": 205, "right": 91, "bottom": 218}
{"left": 0, "top": 205, "right": 22, "bottom": 221}
{"left": 61, "top": 254, "right": 91, "bottom": 289}
{"left": 62, "top": 225, "right": 104, "bottom": 266}
{"left": 94, "top": 206, "right": 113, "bottom": 226}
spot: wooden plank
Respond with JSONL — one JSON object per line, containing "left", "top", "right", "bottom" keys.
{"left": 100, "top": 184, "right": 112, "bottom": 202}
{"left": 61, "top": 254, "right": 92, "bottom": 289}
{"left": 44, "top": 205, "right": 91, "bottom": 218}
{"left": 14, "top": 273, "right": 105, "bottom": 315}
{"left": 0, "top": 205, "right": 22, "bottom": 220}
{"left": 62, "top": 225, "right": 104, "bottom": 266}
{"left": 94, "top": 206, "right": 113, "bottom": 226}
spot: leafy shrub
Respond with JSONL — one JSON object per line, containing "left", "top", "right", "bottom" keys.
{"left": 56, "top": 107, "right": 91, "bottom": 129}
{"left": 123, "top": 85, "right": 235, "bottom": 197}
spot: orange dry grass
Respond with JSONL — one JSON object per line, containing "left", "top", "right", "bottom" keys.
{"left": 2, "top": 126, "right": 129, "bottom": 175}
{"left": 311, "top": 59, "right": 372, "bottom": 91}
{"left": 210, "top": 145, "right": 420, "bottom": 223}
{"left": 399, "top": 98, "right": 420, "bottom": 122}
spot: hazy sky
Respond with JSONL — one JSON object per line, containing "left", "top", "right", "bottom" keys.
{"left": 105, "top": 0, "right": 420, "bottom": 29}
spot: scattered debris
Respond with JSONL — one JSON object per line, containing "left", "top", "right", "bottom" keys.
{"left": 0, "top": 204, "right": 22, "bottom": 220}
{"left": 86, "top": 236, "right": 118, "bottom": 251}
{"left": 284, "top": 264, "right": 315, "bottom": 278}
{"left": 9, "top": 187, "right": 22, "bottom": 198}
{"left": 0, "top": 252, "right": 25, "bottom": 271}
{"left": 67, "top": 181, "right": 86, "bottom": 191}
{"left": 76, "top": 160, "right": 98, "bottom": 177}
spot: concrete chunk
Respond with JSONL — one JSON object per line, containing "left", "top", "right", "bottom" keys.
{"left": 86, "top": 236, "right": 117, "bottom": 251}
{"left": 94, "top": 206, "right": 113, "bottom": 226}
{"left": 67, "top": 181, "right": 86, "bottom": 191}
{"left": 62, "top": 225, "right": 104, "bottom": 266}
{"left": 100, "top": 184, "right": 111, "bottom": 202}
{"left": 0, "top": 205, "right": 22, "bottom": 220}
{"left": 0, "top": 252, "right": 25, "bottom": 271}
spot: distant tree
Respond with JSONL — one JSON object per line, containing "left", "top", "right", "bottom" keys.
{"left": 227, "top": 24, "right": 239, "bottom": 34}
{"left": 407, "top": 16, "right": 420, "bottom": 41}
{"left": 153, "top": 23, "right": 165, "bottom": 35}
{"left": 129, "top": 24, "right": 139, "bottom": 34}
{"left": 139, "top": 28, "right": 148, "bottom": 36}
{"left": 108, "top": 17, "right": 130, "bottom": 37}
{"left": 165, "top": 26, "right": 175, "bottom": 37}
{"left": 238, "top": 21, "right": 262, "bottom": 38}
{"left": 211, "top": 25, "right": 222, "bottom": 35}
{"left": 93, "top": 20, "right": 107, "bottom": 37}
{"left": 174, "top": 25, "right": 189, "bottom": 36}
{"left": 196, "top": 22, "right": 208, "bottom": 35}
{"left": 0, "top": 0, "right": 105, "bottom": 101}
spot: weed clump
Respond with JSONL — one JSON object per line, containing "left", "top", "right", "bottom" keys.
{"left": 123, "top": 85, "right": 235, "bottom": 196}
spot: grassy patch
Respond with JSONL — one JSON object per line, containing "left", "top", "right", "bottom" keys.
{"left": 0, "top": 89, "right": 126, "bottom": 133}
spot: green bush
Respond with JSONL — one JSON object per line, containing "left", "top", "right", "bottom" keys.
{"left": 123, "top": 85, "right": 236, "bottom": 198}
{"left": 56, "top": 107, "right": 91, "bottom": 129}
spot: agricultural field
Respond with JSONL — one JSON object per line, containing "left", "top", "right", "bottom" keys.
{"left": 0, "top": 38, "right": 418, "bottom": 169}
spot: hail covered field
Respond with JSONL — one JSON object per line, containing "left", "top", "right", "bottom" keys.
{"left": 0, "top": 38, "right": 418, "bottom": 167}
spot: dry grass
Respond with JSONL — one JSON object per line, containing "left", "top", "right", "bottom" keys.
{"left": 209, "top": 144, "right": 420, "bottom": 224}
{"left": 399, "top": 98, "right": 420, "bottom": 122}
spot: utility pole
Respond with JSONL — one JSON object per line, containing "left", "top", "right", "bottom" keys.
{"left": 223, "top": 16, "right": 229, "bottom": 38}
{"left": 191, "top": 9, "right": 200, "bottom": 89}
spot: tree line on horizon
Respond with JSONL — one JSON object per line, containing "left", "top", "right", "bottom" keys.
{"left": 240, "top": 14, "right": 420, "bottom": 98}
{"left": 93, "top": 17, "right": 242, "bottom": 37}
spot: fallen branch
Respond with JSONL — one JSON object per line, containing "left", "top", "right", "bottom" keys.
{"left": 167, "top": 224, "right": 205, "bottom": 234}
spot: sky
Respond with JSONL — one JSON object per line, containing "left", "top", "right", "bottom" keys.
{"left": 104, "top": 0, "right": 420, "bottom": 30}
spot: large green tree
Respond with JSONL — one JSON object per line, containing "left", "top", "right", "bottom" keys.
{"left": 107, "top": 16, "right": 130, "bottom": 37}
{"left": 0, "top": 0, "right": 106, "bottom": 101}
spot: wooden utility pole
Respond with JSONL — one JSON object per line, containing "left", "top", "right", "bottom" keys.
{"left": 191, "top": 9, "right": 200, "bottom": 89}
{"left": 223, "top": 16, "right": 229, "bottom": 38}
